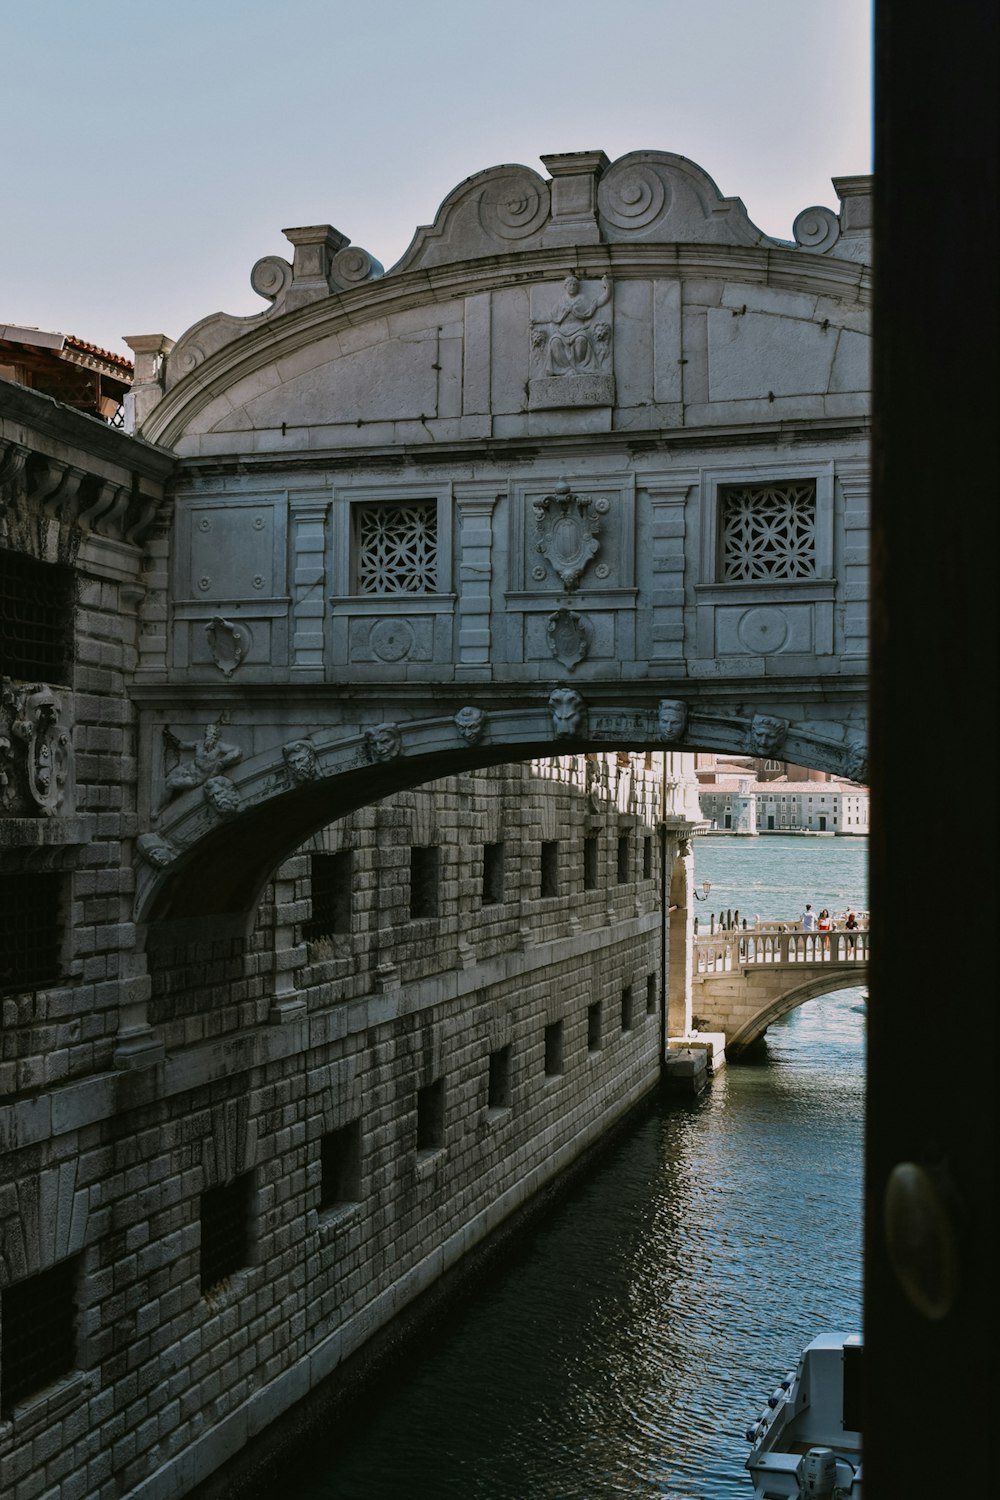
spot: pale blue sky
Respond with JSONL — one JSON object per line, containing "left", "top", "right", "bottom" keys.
{"left": 2, "top": 0, "right": 872, "bottom": 359}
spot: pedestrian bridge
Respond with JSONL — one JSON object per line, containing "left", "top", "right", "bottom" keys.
{"left": 119, "top": 147, "right": 870, "bottom": 927}
{"left": 691, "top": 925, "right": 868, "bottom": 1056}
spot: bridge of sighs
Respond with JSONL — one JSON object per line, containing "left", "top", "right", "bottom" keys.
{"left": 121, "top": 148, "right": 870, "bottom": 953}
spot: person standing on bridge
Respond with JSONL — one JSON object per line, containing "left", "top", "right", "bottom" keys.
{"left": 801, "top": 904, "right": 818, "bottom": 933}
{"left": 844, "top": 911, "right": 859, "bottom": 951}
{"left": 818, "top": 908, "right": 832, "bottom": 953}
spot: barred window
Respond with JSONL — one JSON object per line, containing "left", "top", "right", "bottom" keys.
{"left": 200, "top": 1174, "right": 253, "bottom": 1293}
{"left": 303, "top": 851, "right": 353, "bottom": 941}
{"left": 719, "top": 480, "right": 817, "bottom": 580}
{"left": 354, "top": 501, "right": 438, "bottom": 594}
{"left": 0, "top": 871, "right": 62, "bottom": 996}
{"left": 1, "top": 1258, "right": 77, "bottom": 1416}
{"left": 0, "top": 548, "right": 74, "bottom": 682}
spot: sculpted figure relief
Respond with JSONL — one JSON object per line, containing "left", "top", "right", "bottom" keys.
{"left": 747, "top": 713, "right": 789, "bottom": 757}
{"left": 657, "top": 698, "right": 689, "bottom": 743}
{"left": 283, "top": 739, "right": 320, "bottom": 783}
{"left": 531, "top": 274, "right": 612, "bottom": 376}
{"left": 203, "top": 775, "right": 241, "bottom": 816}
{"left": 137, "top": 831, "right": 181, "bottom": 868}
{"left": 844, "top": 735, "right": 868, "bottom": 784}
{"left": 365, "top": 723, "right": 401, "bottom": 762}
{"left": 154, "top": 718, "right": 241, "bottom": 818}
{"left": 549, "top": 687, "right": 587, "bottom": 740}
{"left": 454, "top": 706, "right": 486, "bottom": 745}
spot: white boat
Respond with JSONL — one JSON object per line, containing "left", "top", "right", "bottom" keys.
{"left": 745, "top": 1332, "right": 862, "bottom": 1498}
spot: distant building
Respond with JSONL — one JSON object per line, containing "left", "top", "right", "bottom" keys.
{"left": 699, "top": 775, "right": 869, "bottom": 834}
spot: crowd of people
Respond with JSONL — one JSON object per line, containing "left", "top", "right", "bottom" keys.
{"left": 800, "top": 903, "right": 865, "bottom": 950}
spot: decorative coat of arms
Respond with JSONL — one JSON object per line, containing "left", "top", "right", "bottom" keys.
{"left": 532, "top": 481, "right": 609, "bottom": 590}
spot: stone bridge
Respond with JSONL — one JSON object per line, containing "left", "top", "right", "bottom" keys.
{"left": 692, "top": 926, "right": 869, "bottom": 1055}
{"left": 119, "top": 148, "right": 870, "bottom": 930}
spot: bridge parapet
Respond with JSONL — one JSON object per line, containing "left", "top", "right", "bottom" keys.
{"left": 695, "top": 926, "right": 869, "bottom": 973}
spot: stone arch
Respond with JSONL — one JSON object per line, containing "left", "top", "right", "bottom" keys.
{"left": 726, "top": 969, "right": 868, "bottom": 1057}
{"left": 136, "top": 708, "right": 866, "bottom": 926}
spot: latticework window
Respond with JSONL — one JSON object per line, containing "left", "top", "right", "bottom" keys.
{"left": 719, "top": 480, "right": 817, "bottom": 580}
{"left": 355, "top": 501, "right": 438, "bottom": 593}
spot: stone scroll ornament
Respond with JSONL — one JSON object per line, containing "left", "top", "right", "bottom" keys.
{"left": 549, "top": 687, "right": 587, "bottom": 740}
{"left": 1, "top": 681, "right": 73, "bottom": 817}
{"left": 153, "top": 718, "right": 242, "bottom": 819}
{"left": 532, "top": 480, "right": 609, "bottom": 590}
{"left": 746, "top": 714, "right": 790, "bottom": 757}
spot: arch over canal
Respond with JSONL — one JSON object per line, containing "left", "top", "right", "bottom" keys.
{"left": 692, "top": 926, "right": 869, "bottom": 1056}
{"left": 125, "top": 148, "right": 871, "bottom": 928}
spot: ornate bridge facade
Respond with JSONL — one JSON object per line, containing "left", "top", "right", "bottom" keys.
{"left": 122, "top": 148, "right": 871, "bottom": 930}
{"left": 692, "top": 926, "right": 869, "bottom": 1055}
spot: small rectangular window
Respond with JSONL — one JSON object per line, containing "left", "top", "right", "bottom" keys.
{"left": 643, "top": 835, "right": 653, "bottom": 880}
{"left": 416, "top": 1078, "right": 445, "bottom": 1152}
{"left": 540, "top": 840, "right": 559, "bottom": 898}
{"left": 1, "top": 1257, "right": 77, "bottom": 1416}
{"left": 646, "top": 974, "right": 657, "bottom": 1015}
{"left": 482, "top": 842, "right": 505, "bottom": 905}
{"left": 200, "top": 1174, "right": 253, "bottom": 1293}
{"left": 587, "top": 1001, "right": 602, "bottom": 1053}
{"left": 620, "top": 986, "right": 634, "bottom": 1032}
{"left": 487, "top": 1045, "right": 512, "bottom": 1110}
{"left": 410, "top": 846, "right": 440, "bottom": 919}
{"left": 303, "top": 850, "right": 353, "bottom": 941}
{"left": 0, "top": 871, "right": 62, "bottom": 995}
{"left": 617, "top": 833, "right": 630, "bottom": 885}
{"left": 544, "top": 1020, "right": 564, "bottom": 1077}
{"left": 320, "top": 1121, "right": 362, "bottom": 1209}
{"left": 583, "top": 834, "right": 599, "bottom": 891}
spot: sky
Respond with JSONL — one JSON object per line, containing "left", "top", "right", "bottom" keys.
{"left": 2, "top": 0, "right": 872, "bottom": 361}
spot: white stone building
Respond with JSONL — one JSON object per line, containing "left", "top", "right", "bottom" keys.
{"left": 699, "top": 776, "right": 869, "bottom": 833}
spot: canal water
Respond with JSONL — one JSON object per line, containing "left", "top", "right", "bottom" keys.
{"left": 275, "top": 836, "right": 867, "bottom": 1500}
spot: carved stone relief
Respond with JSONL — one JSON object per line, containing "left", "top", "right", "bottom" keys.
{"left": 532, "top": 481, "right": 608, "bottom": 590}
{"left": 746, "top": 713, "right": 789, "bottom": 757}
{"left": 657, "top": 698, "right": 689, "bottom": 742}
{"left": 283, "top": 739, "right": 321, "bottom": 783}
{"left": 153, "top": 718, "right": 242, "bottom": 819}
{"left": 205, "top": 616, "right": 251, "bottom": 678}
{"left": 529, "top": 275, "right": 615, "bottom": 408}
{"left": 454, "top": 706, "right": 486, "bottom": 744}
{"left": 0, "top": 680, "right": 73, "bottom": 817}
{"left": 546, "top": 608, "right": 593, "bottom": 669}
{"left": 137, "top": 831, "right": 182, "bottom": 868}
{"left": 843, "top": 735, "right": 868, "bottom": 783}
{"left": 364, "top": 723, "right": 401, "bottom": 762}
{"left": 549, "top": 687, "right": 587, "bottom": 739}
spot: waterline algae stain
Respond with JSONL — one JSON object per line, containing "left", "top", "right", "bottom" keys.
{"left": 240, "top": 838, "right": 866, "bottom": 1500}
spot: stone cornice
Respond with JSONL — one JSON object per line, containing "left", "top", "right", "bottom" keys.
{"left": 0, "top": 377, "right": 176, "bottom": 482}
{"left": 168, "top": 415, "right": 869, "bottom": 485}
